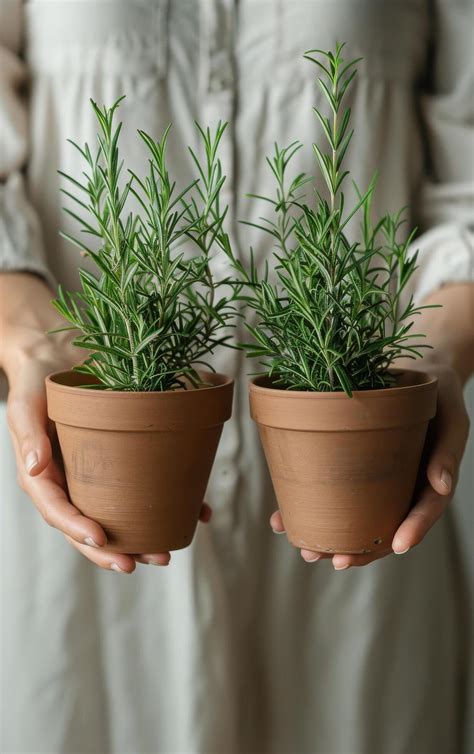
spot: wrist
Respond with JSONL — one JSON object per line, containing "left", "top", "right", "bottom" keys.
{"left": 0, "top": 272, "right": 76, "bottom": 380}
{"left": 3, "top": 327, "right": 73, "bottom": 371}
{"left": 407, "top": 284, "right": 474, "bottom": 386}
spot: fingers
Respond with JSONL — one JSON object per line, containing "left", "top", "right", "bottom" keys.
{"left": 271, "top": 490, "right": 447, "bottom": 569}
{"left": 270, "top": 511, "right": 331, "bottom": 561}
{"left": 392, "top": 485, "right": 450, "bottom": 555}
{"left": 331, "top": 549, "right": 392, "bottom": 569}
{"left": 300, "top": 549, "right": 332, "bottom": 563}
{"left": 134, "top": 553, "right": 171, "bottom": 566}
{"left": 199, "top": 502, "right": 213, "bottom": 523}
{"left": 270, "top": 509, "right": 285, "bottom": 533}
{"left": 272, "top": 506, "right": 398, "bottom": 568}
{"left": 390, "top": 366, "right": 469, "bottom": 556}
{"left": 336, "top": 480, "right": 455, "bottom": 563}
{"left": 270, "top": 365, "right": 471, "bottom": 569}
{"left": 133, "top": 502, "right": 212, "bottom": 566}
{"left": 66, "top": 537, "right": 137, "bottom": 573}
{"left": 300, "top": 547, "right": 389, "bottom": 569}
{"left": 7, "top": 388, "right": 52, "bottom": 476}
{"left": 18, "top": 464, "right": 108, "bottom": 548}
{"left": 298, "top": 487, "right": 452, "bottom": 569}
{"left": 66, "top": 501, "right": 213, "bottom": 570}
{"left": 425, "top": 369, "right": 470, "bottom": 497}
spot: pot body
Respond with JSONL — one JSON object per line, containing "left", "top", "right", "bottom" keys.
{"left": 46, "top": 371, "right": 233, "bottom": 553}
{"left": 250, "top": 370, "right": 438, "bottom": 554}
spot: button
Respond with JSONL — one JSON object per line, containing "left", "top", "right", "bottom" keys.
{"left": 209, "top": 75, "right": 229, "bottom": 93}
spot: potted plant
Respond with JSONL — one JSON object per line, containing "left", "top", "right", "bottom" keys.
{"left": 224, "top": 45, "right": 438, "bottom": 555}
{"left": 45, "top": 99, "right": 238, "bottom": 554}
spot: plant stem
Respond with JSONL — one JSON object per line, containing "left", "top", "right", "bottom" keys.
{"left": 326, "top": 64, "right": 340, "bottom": 390}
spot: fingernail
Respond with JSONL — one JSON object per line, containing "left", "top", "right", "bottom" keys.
{"left": 440, "top": 469, "right": 453, "bottom": 493}
{"left": 25, "top": 450, "right": 39, "bottom": 474}
{"left": 142, "top": 556, "right": 169, "bottom": 566}
{"left": 84, "top": 537, "right": 100, "bottom": 548}
{"left": 393, "top": 545, "right": 410, "bottom": 555}
{"left": 271, "top": 528, "right": 286, "bottom": 535}
{"left": 110, "top": 563, "right": 127, "bottom": 573}
{"left": 302, "top": 553, "right": 322, "bottom": 562}
{"left": 333, "top": 563, "right": 350, "bottom": 571}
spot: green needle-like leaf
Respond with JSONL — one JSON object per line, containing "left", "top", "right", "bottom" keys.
{"left": 224, "top": 44, "right": 432, "bottom": 395}
{"left": 53, "top": 99, "right": 239, "bottom": 391}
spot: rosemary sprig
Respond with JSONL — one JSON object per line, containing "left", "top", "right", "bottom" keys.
{"left": 223, "top": 43, "right": 432, "bottom": 395}
{"left": 52, "top": 99, "right": 240, "bottom": 391}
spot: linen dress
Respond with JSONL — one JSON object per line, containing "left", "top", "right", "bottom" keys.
{"left": 1, "top": 1, "right": 473, "bottom": 753}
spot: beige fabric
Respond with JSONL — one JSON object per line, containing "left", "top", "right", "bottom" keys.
{"left": 0, "top": 1, "right": 473, "bottom": 752}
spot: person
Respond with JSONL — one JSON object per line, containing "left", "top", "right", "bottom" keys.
{"left": 1, "top": 2, "right": 473, "bottom": 752}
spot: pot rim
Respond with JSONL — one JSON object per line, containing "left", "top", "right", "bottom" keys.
{"left": 46, "top": 370, "right": 234, "bottom": 431}
{"left": 46, "top": 369, "right": 233, "bottom": 396}
{"left": 249, "top": 368, "right": 437, "bottom": 398}
{"left": 249, "top": 368, "right": 438, "bottom": 431}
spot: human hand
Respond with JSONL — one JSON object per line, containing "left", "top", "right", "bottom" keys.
{"left": 270, "top": 362, "right": 470, "bottom": 570}
{"left": 1, "top": 274, "right": 212, "bottom": 573}
{"left": 7, "top": 348, "right": 213, "bottom": 572}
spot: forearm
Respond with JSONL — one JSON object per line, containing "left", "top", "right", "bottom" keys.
{"left": 409, "top": 283, "right": 474, "bottom": 386}
{"left": 0, "top": 272, "right": 74, "bottom": 379}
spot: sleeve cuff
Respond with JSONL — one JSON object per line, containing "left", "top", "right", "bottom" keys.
{"left": 0, "top": 172, "right": 56, "bottom": 291}
{"left": 405, "top": 223, "right": 474, "bottom": 305}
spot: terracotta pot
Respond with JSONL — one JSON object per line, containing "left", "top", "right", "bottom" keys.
{"left": 249, "top": 369, "right": 437, "bottom": 555}
{"left": 46, "top": 370, "right": 233, "bottom": 553}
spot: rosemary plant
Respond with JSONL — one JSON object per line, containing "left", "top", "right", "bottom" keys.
{"left": 225, "top": 44, "right": 431, "bottom": 395}
{"left": 52, "top": 98, "right": 238, "bottom": 391}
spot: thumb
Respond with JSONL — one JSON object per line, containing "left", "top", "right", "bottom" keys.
{"left": 7, "top": 388, "right": 53, "bottom": 477}
{"left": 426, "top": 373, "right": 470, "bottom": 497}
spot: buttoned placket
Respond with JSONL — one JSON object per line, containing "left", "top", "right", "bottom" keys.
{"left": 198, "top": 1, "right": 243, "bottom": 530}
{"left": 199, "top": 0, "right": 236, "bottom": 261}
